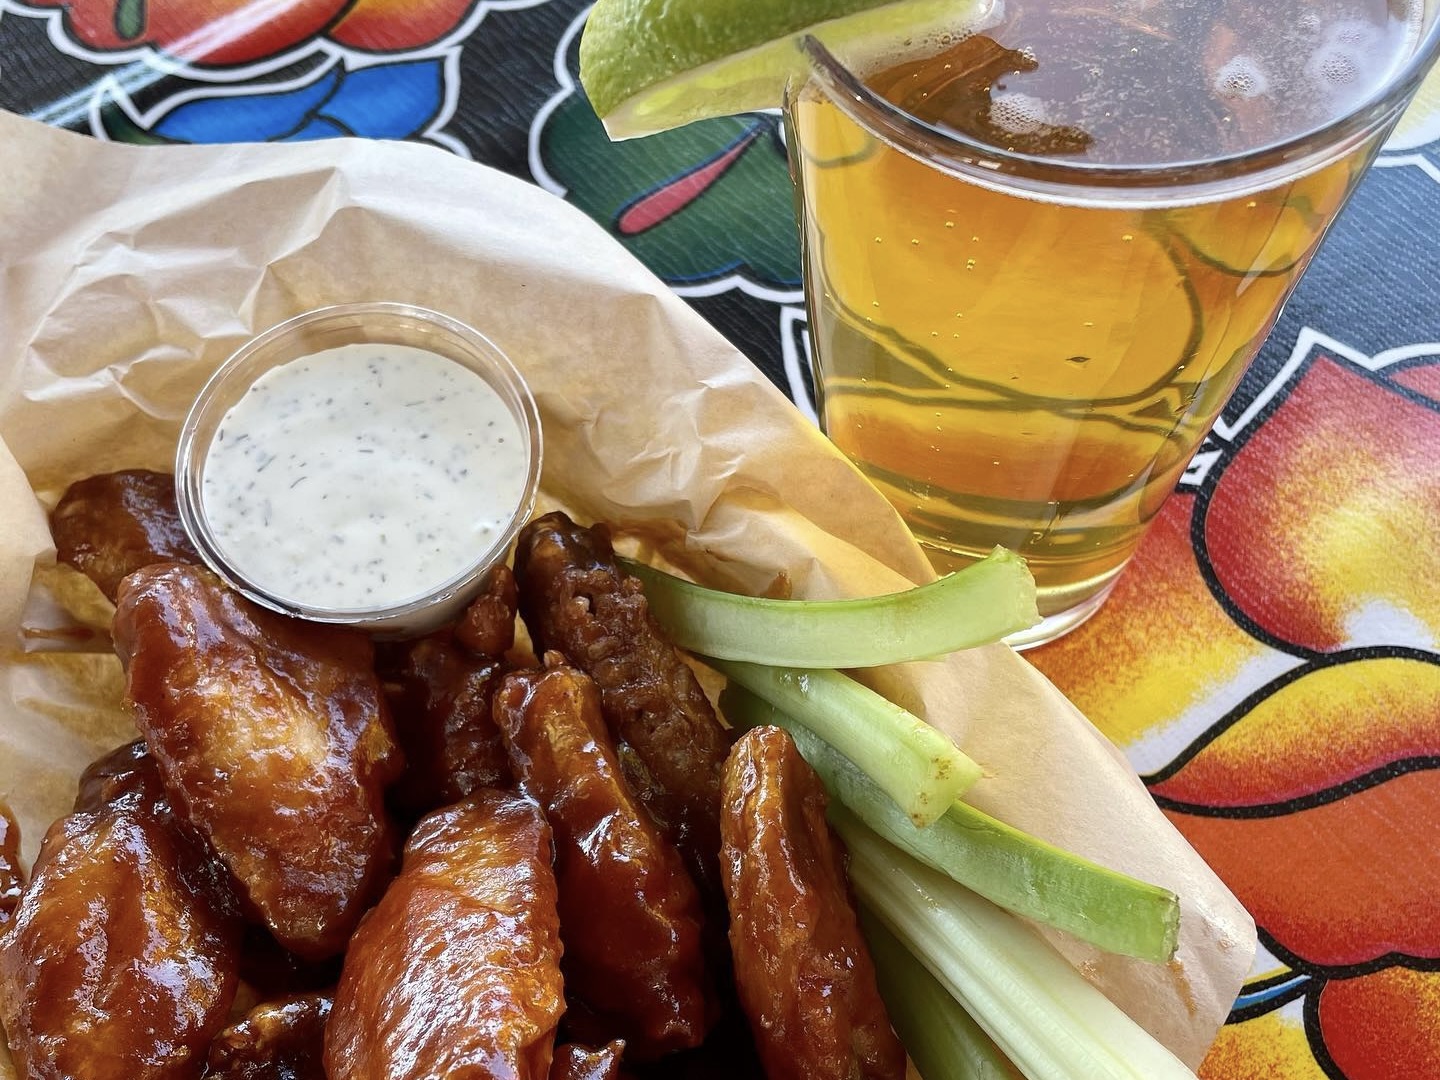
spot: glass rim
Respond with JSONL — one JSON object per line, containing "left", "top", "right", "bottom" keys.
{"left": 798, "top": 4, "right": 1440, "bottom": 190}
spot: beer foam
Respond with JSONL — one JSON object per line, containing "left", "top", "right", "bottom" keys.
{"left": 1305, "top": 20, "right": 1381, "bottom": 94}
{"left": 988, "top": 90, "right": 1050, "bottom": 134}
{"left": 1212, "top": 56, "right": 1270, "bottom": 101}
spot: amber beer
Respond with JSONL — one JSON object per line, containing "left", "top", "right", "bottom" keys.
{"left": 789, "top": 0, "right": 1428, "bottom": 644}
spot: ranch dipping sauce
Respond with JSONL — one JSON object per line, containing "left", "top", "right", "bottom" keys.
{"left": 200, "top": 343, "right": 529, "bottom": 612}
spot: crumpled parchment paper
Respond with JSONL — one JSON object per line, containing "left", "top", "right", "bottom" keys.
{"left": 0, "top": 109, "right": 1254, "bottom": 1074}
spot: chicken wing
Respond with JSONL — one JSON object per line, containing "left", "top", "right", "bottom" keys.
{"left": 495, "top": 656, "right": 713, "bottom": 1058}
{"left": 719, "top": 727, "right": 905, "bottom": 1080}
{"left": 550, "top": 1042, "right": 626, "bottom": 1080}
{"left": 324, "top": 790, "right": 564, "bottom": 1080}
{"left": 73, "top": 738, "right": 169, "bottom": 816}
{"left": 0, "top": 801, "right": 22, "bottom": 928}
{"left": 513, "top": 513, "right": 730, "bottom": 894}
{"left": 377, "top": 633, "right": 509, "bottom": 819}
{"left": 205, "top": 992, "right": 332, "bottom": 1080}
{"left": 50, "top": 469, "right": 199, "bottom": 602}
{"left": 0, "top": 744, "right": 241, "bottom": 1080}
{"left": 113, "top": 563, "right": 403, "bottom": 961}
{"left": 456, "top": 563, "right": 520, "bottom": 658}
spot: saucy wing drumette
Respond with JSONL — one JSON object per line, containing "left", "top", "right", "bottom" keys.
{"left": 720, "top": 726, "right": 906, "bottom": 1080}
{"left": 50, "top": 469, "right": 199, "bottom": 602}
{"left": 550, "top": 1042, "right": 627, "bottom": 1080}
{"left": 378, "top": 634, "right": 511, "bottom": 819}
{"left": 325, "top": 789, "right": 565, "bottom": 1080}
{"left": 378, "top": 565, "right": 520, "bottom": 819}
{"left": 494, "top": 655, "right": 714, "bottom": 1058}
{"left": 513, "top": 512, "right": 731, "bottom": 894}
{"left": 113, "top": 563, "right": 403, "bottom": 961}
{"left": 455, "top": 563, "right": 521, "bottom": 659}
{"left": 0, "top": 800, "right": 21, "bottom": 928}
{"left": 0, "top": 741, "right": 242, "bottom": 1080}
{"left": 204, "top": 992, "right": 332, "bottom": 1080}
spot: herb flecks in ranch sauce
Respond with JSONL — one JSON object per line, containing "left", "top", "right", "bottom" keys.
{"left": 201, "top": 344, "right": 527, "bottom": 611}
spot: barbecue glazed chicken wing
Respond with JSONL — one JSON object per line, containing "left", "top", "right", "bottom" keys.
{"left": 495, "top": 655, "right": 715, "bottom": 1059}
{"left": 50, "top": 469, "right": 199, "bottom": 602}
{"left": 205, "top": 992, "right": 332, "bottom": 1079}
{"left": 550, "top": 1042, "right": 627, "bottom": 1080}
{"left": 513, "top": 513, "right": 731, "bottom": 896}
{"left": 10, "top": 498, "right": 917, "bottom": 1080}
{"left": 378, "top": 634, "right": 510, "bottom": 819}
{"left": 113, "top": 563, "right": 403, "bottom": 961}
{"left": 0, "top": 801, "right": 21, "bottom": 929}
{"left": 325, "top": 789, "right": 565, "bottom": 1080}
{"left": 378, "top": 565, "right": 520, "bottom": 818}
{"left": 720, "top": 727, "right": 906, "bottom": 1080}
{"left": 0, "top": 742, "right": 242, "bottom": 1080}
{"left": 456, "top": 563, "right": 521, "bottom": 659}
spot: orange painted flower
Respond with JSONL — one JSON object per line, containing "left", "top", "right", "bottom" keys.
{"left": 1029, "top": 489, "right": 1282, "bottom": 751}
{"left": 1199, "top": 1006, "right": 1329, "bottom": 1080}
{"left": 1034, "top": 350, "right": 1440, "bottom": 1079}
{"left": 1148, "top": 657, "right": 1440, "bottom": 811}
{"left": 1391, "top": 361, "right": 1440, "bottom": 403}
{"left": 1317, "top": 968, "right": 1440, "bottom": 1080}
{"left": 329, "top": 0, "right": 479, "bottom": 52}
{"left": 19, "top": 0, "right": 476, "bottom": 66}
{"left": 1157, "top": 693, "right": 1440, "bottom": 969}
{"left": 1201, "top": 356, "right": 1440, "bottom": 653}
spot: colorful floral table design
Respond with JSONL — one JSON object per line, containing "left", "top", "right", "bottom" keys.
{"left": 0, "top": 2, "right": 1436, "bottom": 1076}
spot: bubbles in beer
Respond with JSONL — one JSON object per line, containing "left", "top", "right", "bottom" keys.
{"left": 988, "top": 91, "right": 1051, "bottom": 136}
{"left": 1213, "top": 56, "right": 1271, "bottom": 102}
{"left": 1305, "top": 19, "right": 1383, "bottom": 97}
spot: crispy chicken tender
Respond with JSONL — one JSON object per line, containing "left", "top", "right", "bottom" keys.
{"left": 720, "top": 727, "right": 906, "bottom": 1080}
{"left": 113, "top": 563, "right": 403, "bottom": 961}
{"left": 495, "top": 656, "right": 714, "bottom": 1058}
{"left": 205, "top": 992, "right": 332, "bottom": 1079}
{"left": 513, "top": 512, "right": 731, "bottom": 894}
{"left": 0, "top": 742, "right": 242, "bottom": 1080}
{"left": 50, "top": 469, "right": 199, "bottom": 602}
{"left": 325, "top": 790, "right": 565, "bottom": 1080}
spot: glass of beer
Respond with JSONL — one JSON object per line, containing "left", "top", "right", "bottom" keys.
{"left": 787, "top": 0, "right": 1440, "bottom": 647}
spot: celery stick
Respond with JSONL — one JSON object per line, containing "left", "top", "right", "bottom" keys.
{"left": 721, "top": 685, "right": 1179, "bottom": 962}
{"left": 712, "top": 659, "right": 981, "bottom": 826}
{"left": 620, "top": 549, "right": 1037, "bottom": 667}
{"left": 838, "top": 812, "right": 1200, "bottom": 1080}
{"left": 860, "top": 907, "right": 1025, "bottom": 1080}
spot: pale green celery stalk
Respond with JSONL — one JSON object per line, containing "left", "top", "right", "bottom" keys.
{"left": 721, "top": 685, "right": 1179, "bottom": 962}
{"left": 712, "top": 659, "right": 980, "bottom": 826}
{"left": 619, "top": 549, "right": 1038, "bottom": 668}
{"left": 860, "top": 907, "right": 1025, "bottom": 1080}
{"left": 838, "top": 811, "right": 1200, "bottom": 1080}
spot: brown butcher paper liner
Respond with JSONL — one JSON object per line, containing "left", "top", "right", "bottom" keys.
{"left": 0, "top": 110, "right": 1254, "bottom": 1074}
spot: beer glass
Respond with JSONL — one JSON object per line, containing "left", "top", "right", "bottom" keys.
{"left": 786, "top": 0, "right": 1440, "bottom": 647}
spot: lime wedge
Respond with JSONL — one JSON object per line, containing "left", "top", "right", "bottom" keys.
{"left": 579, "top": 0, "right": 993, "bottom": 139}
